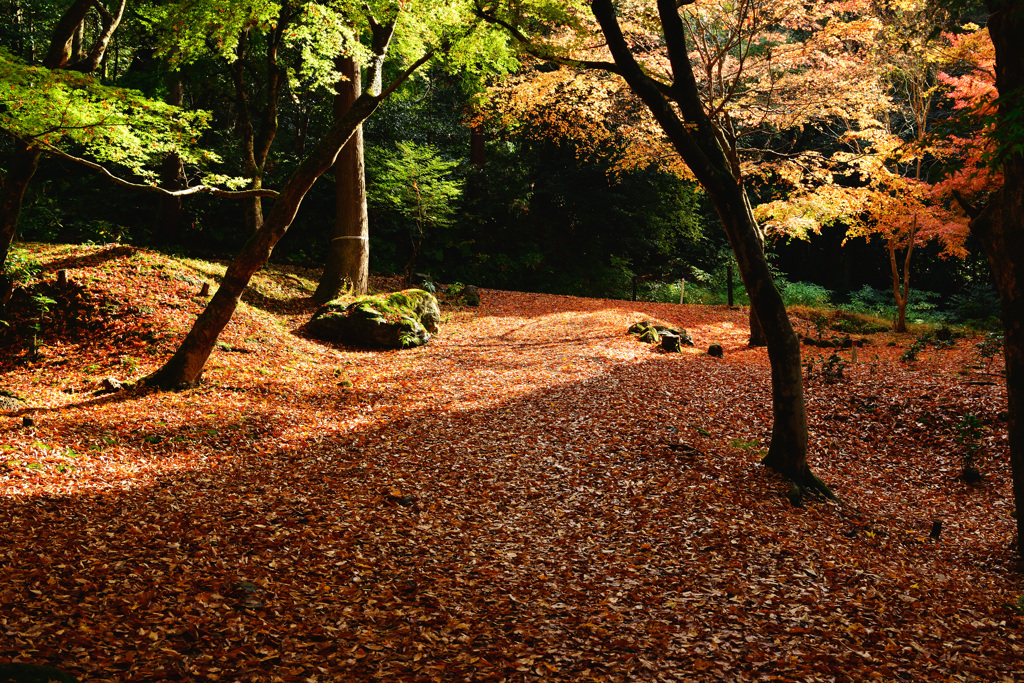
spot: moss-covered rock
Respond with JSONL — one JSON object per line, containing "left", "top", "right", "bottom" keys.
{"left": 628, "top": 320, "right": 694, "bottom": 348}
{"left": 305, "top": 289, "right": 441, "bottom": 349}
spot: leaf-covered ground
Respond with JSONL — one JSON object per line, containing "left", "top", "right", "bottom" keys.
{"left": 1, "top": 244, "right": 1021, "bottom": 682}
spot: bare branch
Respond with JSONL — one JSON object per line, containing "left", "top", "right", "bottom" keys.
{"left": 33, "top": 140, "right": 279, "bottom": 199}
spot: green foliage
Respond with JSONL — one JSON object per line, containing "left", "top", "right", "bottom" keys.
{"left": 948, "top": 282, "right": 1002, "bottom": 328}
{"left": 957, "top": 413, "right": 983, "bottom": 455}
{"left": 956, "top": 412, "right": 986, "bottom": 479}
{"left": 781, "top": 280, "right": 831, "bottom": 307}
{"left": 805, "top": 352, "right": 847, "bottom": 384}
{"left": 2, "top": 247, "right": 42, "bottom": 286}
{"left": 369, "top": 141, "right": 463, "bottom": 228}
{"left": 368, "top": 140, "right": 464, "bottom": 272}
{"left": 975, "top": 332, "right": 1004, "bottom": 365}
{"left": 901, "top": 337, "right": 928, "bottom": 363}
{"left": 0, "top": 49, "right": 216, "bottom": 182}
{"left": 845, "top": 285, "right": 945, "bottom": 324}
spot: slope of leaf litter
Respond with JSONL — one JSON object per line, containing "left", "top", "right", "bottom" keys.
{"left": 0, "top": 244, "right": 1021, "bottom": 682}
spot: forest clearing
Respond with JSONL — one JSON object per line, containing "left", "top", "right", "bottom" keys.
{"left": 0, "top": 245, "right": 1020, "bottom": 682}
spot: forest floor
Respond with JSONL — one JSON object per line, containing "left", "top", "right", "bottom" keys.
{"left": 0, "top": 243, "right": 1021, "bottom": 682}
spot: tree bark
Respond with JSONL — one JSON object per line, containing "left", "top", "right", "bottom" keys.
{"left": 589, "top": 0, "right": 826, "bottom": 493}
{"left": 976, "top": 0, "right": 1024, "bottom": 556}
{"left": 229, "top": 9, "right": 287, "bottom": 236}
{"left": 471, "top": 124, "right": 486, "bottom": 169}
{"left": 890, "top": 219, "right": 916, "bottom": 333}
{"left": 314, "top": 56, "right": 370, "bottom": 302}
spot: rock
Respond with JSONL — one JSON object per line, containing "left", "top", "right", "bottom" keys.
{"left": 629, "top": 321, "right": 660, "bottom": 343}
{"left": 671, "top": 328, "right": 695, "bottom": 347}
{"left": 661, "top": 333, "right": 682, "bottom": 353}
{"left": 462, "top": 285, "right": 481, "bottom": 307}
{"left": 630, "top": 320, "right": 694, "bottom": 347}
{"left": 305, "top": 289, "right": 441, "bottom": 349}
{"left": 708, "top": 343, "right": 724, "bottom": 358}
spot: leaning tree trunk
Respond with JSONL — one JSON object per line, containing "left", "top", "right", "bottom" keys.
{"left": 314, "top": 56, "right": 370, "bottom": 302}
{"left": 710, "top": 177, "right": 818, "bottom": 490}
{"left": 976, "top": 0, "right": 1024, "bottom": 556}
{"left": 145, "top": 90, "right": 390, "bottom": 388}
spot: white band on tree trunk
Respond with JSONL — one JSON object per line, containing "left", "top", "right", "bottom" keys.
{"left": 331, "top": 235, "right": 368, "bottom": 241}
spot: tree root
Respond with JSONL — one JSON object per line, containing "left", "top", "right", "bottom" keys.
{"left": 771, "top": 464, "right": 838, "bottom": 506}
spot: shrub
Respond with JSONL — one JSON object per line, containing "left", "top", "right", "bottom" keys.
{"left": 782, "top": 281, "right": 831, "bottom": 307}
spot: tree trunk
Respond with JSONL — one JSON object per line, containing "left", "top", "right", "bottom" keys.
{"left": 749, "top": 308, "right": 767, "bottom": 346}
{"left": 315, "top": 56, "right": 370, "bottom": 302}
{"left": 712, "top": 180, "right": 812, "bottom": 486}
{"left": 146, "top": 93, "right": 383, "bottom": 388}
{"left": 470, "top": 124, "right": 486, "bottom": 169}
{"left": 0, "top": 144, "right": 42, "bottom": 273}
{"left": 588, "top": 0, "right": 827, "bottom": 495}
{"left": 977, "top": 0, "right": 1024, "bottom": 557}
{"left": 156, "top": 75, "right": 186, "bottom": 244}
{"left": 890, "top": 222, "right": 916, "bottom": 333}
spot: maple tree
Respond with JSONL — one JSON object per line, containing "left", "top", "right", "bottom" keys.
{"left": 476, "top": 0, "right": 874, "bottom": 495}
{"left": 0, "top": 0, "right": 284, "bottom": 298}
{"left": 367, "top": 140, "right": 464, "bottom": 276}
{"left": 754, "top": 0, "right": 977, "bottom": 333}
{"left": 1, "top": 0, "right": 127, "bottom": 287}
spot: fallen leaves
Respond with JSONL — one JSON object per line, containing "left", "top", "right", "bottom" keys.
{"left": 0, "top": 245, "right": 1021, "bottom": 682}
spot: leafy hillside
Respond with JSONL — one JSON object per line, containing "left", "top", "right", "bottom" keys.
{"left": 1, "top": 245, "right": 1020, "bottom": 682}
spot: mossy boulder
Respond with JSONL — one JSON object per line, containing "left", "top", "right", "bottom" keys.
{"left": 305, "top": 289, "right": 441, "bottom": 349}
{"left": 628, "top": 320, "right": 694, "bottom": 350}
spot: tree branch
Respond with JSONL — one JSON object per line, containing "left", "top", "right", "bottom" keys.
{"left": 951, "top": 189, "right": 984, "bottom": 219}
{"left": 473, "top": 3, "right": 622, "bottom": 75}
{"left": 37, "top": 142, "right": 279, "bottom": 199}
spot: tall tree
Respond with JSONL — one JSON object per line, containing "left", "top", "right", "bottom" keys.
{"left": 957, "top": 0, "right": 1024, "bottom": 557}
{"left": 144, "top": 1, "right": 501, "bottom": 389}
{"left": 314, "top": 54, "right": 371, "bottom": 301}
